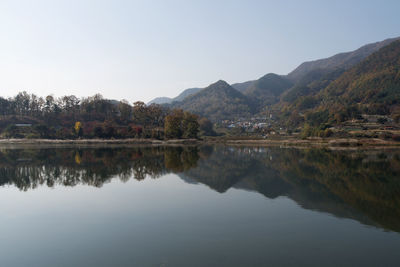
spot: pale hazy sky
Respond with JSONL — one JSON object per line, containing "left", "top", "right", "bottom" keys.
{"left": 0, "top": 0, "right": 399, "bottom": 103}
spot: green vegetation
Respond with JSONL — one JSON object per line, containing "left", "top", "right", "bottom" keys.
{"left": 286, "top": 37, "right": 399, "bottom": 82}
{"left": 172, "top": 80, "right": 254, "bottom": 122}
{"left": 0, "top": 93, "right": 212, "bottom": 140}
{"left": 243, "top": 73, "right": 293, "bottom": 107}
{"left": 164, "top": 110, "right": 200, "bottom": 139}
{"left": 277, "top": 39, "right": 400, "bottom": 133}
{"left": 318, "top": 40, "right": 400, "bottom": 117}
{"left": 300, "top": 123, "right": 333, "bottom": 138}
{"left": 1, "top": 39, "right": 399, "bottom": 139}
{"left": 159, "top": 38, "right": 400, "bottom": 139}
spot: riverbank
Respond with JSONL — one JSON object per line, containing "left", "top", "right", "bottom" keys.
{"left": 0, "top": 138, "right": 199, "bottom": 146}
{"left": 0, "top": 137, "right": 399, "bottom": 148}
{"left": 208, "top": 137, "right": 400, "bottom": 147}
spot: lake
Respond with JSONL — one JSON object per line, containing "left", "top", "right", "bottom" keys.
{"left": 0, "top": 145, "right": 399, "bottom": 267}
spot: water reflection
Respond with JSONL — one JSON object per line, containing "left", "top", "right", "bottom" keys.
{"left": 0, "top": 145, "right": 399, "bottom": 233}
{"left": 0, "top": 146, "right": 201, "bottom": 190}
{"left": 184, "top": 146, "right": 400, "bottom": 233}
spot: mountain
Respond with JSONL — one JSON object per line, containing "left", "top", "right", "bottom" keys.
{"left": 281, "top": 68, "right": 345, "bottom": 103}
{"left": 243, "top": 73, "right": 293, "bottom": 106}
{"left": 231, "top": 80, "right": 255, "bottom": 93}
{"left": 281, "top": 39, "right": 400, "bottom": 126}
{"left": 173, "top": 87, "right": 201, "bottom": 102}
{"left": 172, "top": 80, "right": 253, "bottom": 122}
{"left": 287, "top": 37, "right": 400, "bottom": 82}
{"left": 148, "top": 88, "right": 202, "bottom": 105}
{"left": 320, "top": 39, "right": 400, "bottom": 113}
{"left": 148, "top": 36, "right": 400, "bottom": 125}
{"left": 147, "top": 97, "right": 172, "bottom": 105}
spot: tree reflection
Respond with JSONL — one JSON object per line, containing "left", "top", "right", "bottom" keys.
{"left": 0, "top": 146, "right": 201, "bottom": 190}
{"left": 0, "top": 145, "right": 399, "bottom": 233}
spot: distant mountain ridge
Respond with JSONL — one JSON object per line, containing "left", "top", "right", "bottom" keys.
{"left": 173, "top": 88, "right": 202, "bottom": 102}
{"left": 243, "top": 73, "right": 293, "bottom": 106}
{"left": 166, "top": 73, "right": 293, "bottom": 121}
{"left": 281, "top": 39, "right": 400, "bottom": 126}
{"left": 172, "top": 80, "right": 253, "bottom": 121}
{"left": 147, "top": 97, "right": 172, "bottom": 105}
{"left": 231, "top": 80, "right": 255, "bottom": 92}
{"left": 148, "top": 36, "right": 400, "bottom": 124}
{"left": 321, "top": 39, "right": 400, "bottom": 109}
{"left": 287, "top": 37, "right": 400, "bottom": 82}
{"left": 148, "top": 88, "right": 201, "bottom": 105}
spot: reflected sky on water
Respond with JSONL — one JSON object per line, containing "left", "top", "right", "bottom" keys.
{"left": 0, "top": 145, "right": 399, "bottom": 267}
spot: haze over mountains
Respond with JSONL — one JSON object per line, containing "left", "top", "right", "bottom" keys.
{"left": 149, "top": 37, "right": 400, "bottom": 125}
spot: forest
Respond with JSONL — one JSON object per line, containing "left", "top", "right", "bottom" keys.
{"left": 0, "top": 92, "right": 214, "bottom": 139}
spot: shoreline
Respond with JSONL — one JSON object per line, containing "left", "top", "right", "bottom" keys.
{"left": 0, "top": 138, "right": 197, "bottom": 145}
{"left": 0, "top": 137, "right": 399, "bottom": 148}
{"left": 209, "top": 137, "right": 400, "bottom": 147}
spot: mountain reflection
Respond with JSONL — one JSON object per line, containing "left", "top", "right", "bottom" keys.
{"left": 0, "top": 145, "right": 399, "bottom": 232}
{"left": 182, "top": 146, "right": 400, "bottom": 233}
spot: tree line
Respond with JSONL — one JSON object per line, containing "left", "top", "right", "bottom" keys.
{"left": 0, "top": 92, "right": 215, "bottom": 139}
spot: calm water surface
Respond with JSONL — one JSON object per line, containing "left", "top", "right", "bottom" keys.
{"left": 0, "top": 145, "right": 399, "bottom": 267}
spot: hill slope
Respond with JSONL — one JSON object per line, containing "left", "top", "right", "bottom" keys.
{"left": 231, "top": 80, "right": 255, "bottom": 93}
{"left": 148, "top": 88, "right": 201, "bottom": 105}
{"left": 243, "top": 73, "right": 293, "bottom": 106}
{"left": 173, "top": 87, "right": 202, "bottom": 102}
{"left": 149, "top": 36, "right": 400, "bottom": 126}
{"left": 281, "top": 39, "right": 400, "bottom": 126}
{"left": 148, "top": 97, "right": 172, "bottom": 105}
{"left": 320, "top": 39, "right": 400, "bottom": 114}
{"left": 173, "top": 80, "right": 253, "bottom": 122}
{"left": 287, "top": 37, "right": 399, "bottom": 82}
{"left": 281, "top": 68, "right": 345, "bottom": 103}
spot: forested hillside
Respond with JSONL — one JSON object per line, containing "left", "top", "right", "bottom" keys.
{"left": 287, "top": 37, "right": 399, "bottom": 82}
{"left": 243, "top": 73, "right": 293, "bottom": 107}
{"left": 149, "top": 37, "right": 400, "bottom": 129}
{"left": 280, "top": 39, "right": 400, "bottom": 128}
{"left": 170, "top": 74, "right": 292, "bottom": 122}
{"left": 321, "top": 39, "right": 400, "bottom": 112}
{"left": 172, "top": 80, "right": 254, "bottom": 122}
{"left": 231, "top": 80, "right": 255, "bottom": 93}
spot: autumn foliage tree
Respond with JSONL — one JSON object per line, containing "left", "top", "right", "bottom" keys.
{"left": 182, "top": 112, "right": 199, "bottom": 138}
{"left": 74, "top": 121, "right": 83, "bottom": 138}
{"left": 164, "top": 109, "right": 184, "bottom": 139}
{"left": 164, "top": 109, "right": 200, "bottom": 139}
{"left": 0, "top": 92, "right": 208, "bottom": 140}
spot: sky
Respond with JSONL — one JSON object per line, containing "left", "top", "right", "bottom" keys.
{"left": 0, "top": 0, "right": 399, "bottom": 103}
